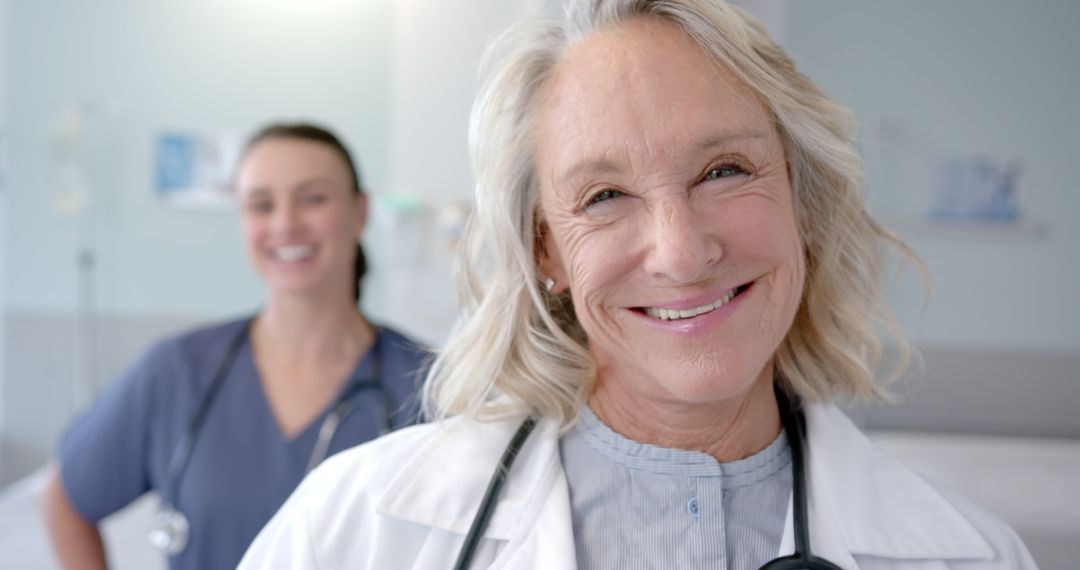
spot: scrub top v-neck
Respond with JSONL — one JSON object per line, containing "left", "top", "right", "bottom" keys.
{"left": 58, "top": 318, "right": 429, "bottom": 570}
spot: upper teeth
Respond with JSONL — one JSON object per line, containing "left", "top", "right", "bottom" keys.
{"left": 645, "top": 289, "right": 736, "bottom": 321}
{"left": 274, "top": 244, "right": 314, "bottom": 262}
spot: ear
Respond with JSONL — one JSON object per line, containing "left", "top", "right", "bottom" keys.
{"left": 534, "top": 215, "right": 569, "bottom": 294}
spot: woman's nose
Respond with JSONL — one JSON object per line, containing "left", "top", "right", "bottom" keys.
{"left": 270, "top": 202, "right": 301, "bottom": 231}
{"left": 641, "top": 199, "right": 722, "bottom": 284}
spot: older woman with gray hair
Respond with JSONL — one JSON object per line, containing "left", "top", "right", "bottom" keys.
{"left": 240, "top": 1, "right": 1037, "bottom": 568}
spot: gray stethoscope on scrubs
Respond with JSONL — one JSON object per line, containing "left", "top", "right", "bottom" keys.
{"left": 452, "top": 386, "right": 843, "bottom": 570}
{"left": 148, "top": 321, "right": 391, "bottom": 556}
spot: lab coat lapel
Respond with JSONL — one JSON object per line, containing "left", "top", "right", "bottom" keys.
{"left": 375, "top": 413, "right": 577, "bottom": 569}
{"left": 488, "top": 458, "right": 578, "bottom": 570}
{"left": 777, "top": 405, "right": 995, "bottom": 567}
{"left": 776, "top": 468, "right": 859, "bottom": 570}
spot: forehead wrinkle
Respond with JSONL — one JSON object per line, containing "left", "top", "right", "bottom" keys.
{"left": 544, "top": 82, "right": 770, "bottom": 192}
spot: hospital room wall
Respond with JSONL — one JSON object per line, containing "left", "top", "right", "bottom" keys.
{"left": 4, "top": 0, "right": 395, "bottom": 317}
{"left": 0, "top": 0, "right": 398, "bottom": 485}
{"left": 0, "top": 0, "right": 9, "bottom": 481}
{"left": 1, "top": 0, "right": 1078, "bottom": 486}
{"left": 786, "top": 0, "right": 1080, "bottom": 351}
{"left": 782, "top": 0, "right": 1080, "bottom": 437}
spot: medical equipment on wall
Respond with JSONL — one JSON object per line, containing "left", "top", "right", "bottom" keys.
{"left": 452, "top": 387, "right": 844, "bottom": 570}
{"left": 147, "top": 320, "right": 391, "bottom": 556}
{"left": 51, "top": 102, "right": 100, "bottom": 412}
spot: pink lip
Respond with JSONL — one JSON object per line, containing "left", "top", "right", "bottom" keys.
{"left": 628, "top": 280, "right": 755, "bottom": 335}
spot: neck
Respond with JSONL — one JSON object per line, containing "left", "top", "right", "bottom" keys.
{"left": 587, "top": 364, "right": 781, "bottom": 462}
{"left": 254, "top": 294, "right": 374, "bottom": 364}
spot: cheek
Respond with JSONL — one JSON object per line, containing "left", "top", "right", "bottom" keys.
{"left": 311, "top": 208, "right": 355, "bottom": 241}
{"left": 729, "top": 200, "right": 805, "bottom": 324}
{"left": 240, "top": 218, "right": 265, "bottom": 251}
{"left": 556, "top": 221, "right": 639, "bottom": 306}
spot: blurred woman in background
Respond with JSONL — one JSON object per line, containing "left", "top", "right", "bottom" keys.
{"left": 43, "top": 123, "right": 429, "bottom": 570}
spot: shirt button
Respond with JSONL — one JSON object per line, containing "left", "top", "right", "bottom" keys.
{"left": 688, "top": 497, "right": 699, "bottom": 517}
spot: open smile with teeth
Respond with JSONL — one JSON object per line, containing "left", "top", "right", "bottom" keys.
{"left": 643, "top": 284, "right": 749, "bottom": 321}
{"left": 273, "top": 244, "right": 315, "bottom": 262}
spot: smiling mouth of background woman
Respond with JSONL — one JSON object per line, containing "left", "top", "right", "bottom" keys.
{"left": 639, "top": 282, "right": 753, "bottom": 321}
{"left": 272, "top": 244, "right": 316, "bottom": 263}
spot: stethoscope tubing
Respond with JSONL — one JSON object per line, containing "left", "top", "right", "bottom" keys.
{"left": 154, "top": 320, "right": 390, "bottom": 556}
{"left": 163, "top": 322, "right": 252, "bottom": 508}
{"left": 451, "top": 416, "right": 538, "bottom": 570}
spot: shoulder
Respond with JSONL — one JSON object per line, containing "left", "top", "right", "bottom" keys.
{"left": 373, "top": 326, "right": 433, "bottom": 419}
{"left": 930, "top": 486, "right": 1040, "bottom": 569}
{"left": 805, "top": 405, "right": 1038, "bottom": 569}
{"left": 163, "top": 317, "right": 251, "bottom": 364}
{"left": 240, "top": 415, "right": 542, "bottom": 568}
{"left": 376, "top": 326, "right": 431, "bottom": 365}
{"left": 285, "top": 414, "right": 530, "bottom": 528}
{"left": 239, "top": 420, "right": 452, "bottom": 569}
{"left": 133, "top": 316, "right": 251, "bottom": 381}
{"left": 93, "top": 316, "right": 252, "bottom": 410}
{"left": 302, "top": 417, "right": 466, "bottom": 503}
{"left": 240, "top": 421, "right": 462, "bottom": 567}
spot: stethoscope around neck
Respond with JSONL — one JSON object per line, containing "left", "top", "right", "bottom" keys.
{"left": 147, "top": 319, "right": 392, "bottom": 556}
{"left": 452, "top": 386, "right": 844, "bottom": 570}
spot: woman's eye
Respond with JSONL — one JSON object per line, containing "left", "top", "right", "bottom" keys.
{"left": 704, "top": 163, "right": 749, "bottom": 181}
{"left": 585, "top": 188, "right": 624, "bottom": 208}
{"left": 301, "top": 193, "right": 327, "bottom": 205}
{"left": 248, "top": 201, "right": 272, "bottom": 214}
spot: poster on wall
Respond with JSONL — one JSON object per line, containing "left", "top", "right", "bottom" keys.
{"left": 928, "top": 157, "right": 1022, "bottom": 223}
{"left": 154, "top": 130, "right": 242, "bottom": 210}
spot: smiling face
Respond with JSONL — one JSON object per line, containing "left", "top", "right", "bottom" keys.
{"left": 236, "top": 137, "right": 366, "bottom": 302}
{"left": 534, "top": 17, "right": 805, "bottom": 409}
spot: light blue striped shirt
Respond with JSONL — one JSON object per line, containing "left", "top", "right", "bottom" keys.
{"left": 559, "top": 406, "right": 792, "bottom": 569}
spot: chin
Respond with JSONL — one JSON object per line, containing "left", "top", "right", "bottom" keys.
{"left": 266, "top": 279, "right": 322, "bottom": 299}
{"left": 650, "top": 353, "right": 770, "bottom": 405}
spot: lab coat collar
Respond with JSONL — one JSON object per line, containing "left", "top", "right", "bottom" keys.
{"left": 779, "top": 404, "right": 995, "bottom": 568}
{"left": 376, "top": 405, "right": 996, "bottom": 568}
{"left": 375, "top": 412, "right": 563, "bottom": 541}
{"left": 375, "top": 412, "right": 578, "bottom": 568}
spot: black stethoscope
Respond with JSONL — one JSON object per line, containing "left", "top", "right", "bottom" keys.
{"left": 147, "top": 320, "right": 392, "bottom": 556}
{"left": 452, "top": 386, "right": 844, "bottom": 570}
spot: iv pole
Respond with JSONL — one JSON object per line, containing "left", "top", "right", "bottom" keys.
{"left": 51, "top": 103, "right": 98, "bottom": 413}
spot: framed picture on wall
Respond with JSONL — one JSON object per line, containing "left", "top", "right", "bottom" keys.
{"left": 154, "top": 130, "right": 242, "bottom": 210}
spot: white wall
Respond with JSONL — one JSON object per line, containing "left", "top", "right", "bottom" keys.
{"left": 375, "top": 0, "right": 537, "bottom": 344}
{"left": 5, "top": 0, "right": 394, "bottom": 318}
{"left": 0, "top": 0, "right": 9, "bottom": 479}
{"left": 786, "top": 1, "right": 1080, "bottom": 350}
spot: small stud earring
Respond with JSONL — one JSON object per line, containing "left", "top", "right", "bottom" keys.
{"left": 544, "top": 277, "right": 555, "bottom": 292}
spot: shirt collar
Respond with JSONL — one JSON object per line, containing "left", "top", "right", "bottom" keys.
{"left": 573, "top": 405, "right": 791, "bottom": 485}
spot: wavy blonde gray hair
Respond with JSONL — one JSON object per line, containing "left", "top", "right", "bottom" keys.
{"left": 423, "top": 0, "right": 922, "bottom": 427}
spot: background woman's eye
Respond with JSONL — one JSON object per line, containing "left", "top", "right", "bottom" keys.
{"left": 705, "top": 164, "right": 748, "bottom": 180}
{"left": 586, "top": 188, "right": 624, "bottom": 207}
{"left": 248, "top": 201, "right": 273, "bottom": 214}
{"left": 301, "top": 193, "right": 327, "bottom": 206}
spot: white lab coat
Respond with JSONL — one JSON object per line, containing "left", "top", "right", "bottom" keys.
{"left": 239, "top": 404, "right": 1037, "bottom": 569}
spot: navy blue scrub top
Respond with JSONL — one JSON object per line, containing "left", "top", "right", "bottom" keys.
{"left": 58, "top": 318, "right": 429, "bottom": 570}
